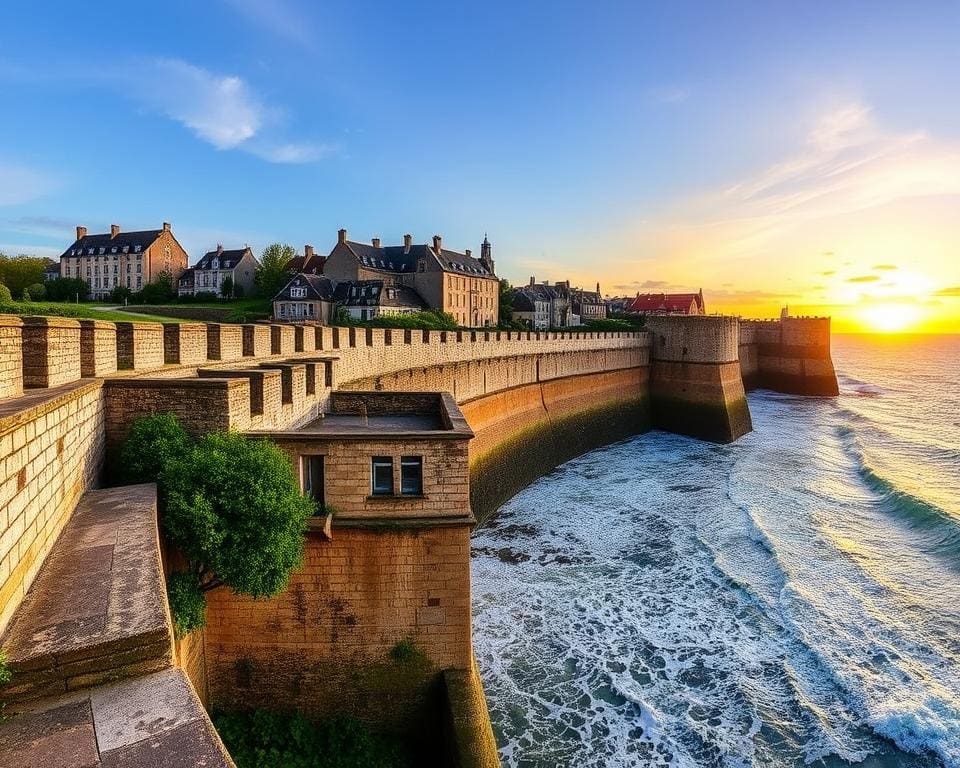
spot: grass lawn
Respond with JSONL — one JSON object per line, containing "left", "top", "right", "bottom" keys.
{"left": 0, "top": 301, "right": 188, "bottom": 323}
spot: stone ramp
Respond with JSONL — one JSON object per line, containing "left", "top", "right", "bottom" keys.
{"left": 0, "top": 484, "right": 172, "bottom": 704}
{"left": 0, "top": 667, "right": 233, "bottom": 767}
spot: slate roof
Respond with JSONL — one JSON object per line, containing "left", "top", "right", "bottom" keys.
{"left": 61, "top": 229, "right": 163, "bottom": 259}
{"left": 513, "top": 284, "right": 555, "bottom": 310}
{"left": 628, "top": 292, "right": 704, "bottom": 314}
{"left": 178, "top": 268, "right": 195, "bottom": 286}
{"left": 570, "top": 288, "right": 603, "bottom": 313}
{"left": 335, "top": 280, "right": 428, "bottom": 310}
{"left": 273, "top": 273, "right": 336, "bottom": 301}
{"left": 343, "top": 240, "right": 495, "bottom": 277}
{"left": 194, "top": 248, "right": 251, "bottom": 271}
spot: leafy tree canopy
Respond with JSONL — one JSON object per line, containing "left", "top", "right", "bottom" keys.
{"left": 256, "top": 243, "right": 296, "bottom": 299}
{"left": 140, "top": 271, "right": 176, "bottom": 304}
{"left": 45, "top": 277, "right": 89, "bottom": 302}
{"left": 0, "top": 254, "right": 52, "bottom": 299}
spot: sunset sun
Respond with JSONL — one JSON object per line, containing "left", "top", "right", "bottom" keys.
{"left": 859, "top": 303, "right": 923, "bottom": 333}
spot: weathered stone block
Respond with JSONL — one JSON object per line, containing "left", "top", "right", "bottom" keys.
{"left": 242, "top": 324, "right": 272, "bottom": 357}
{"left": 21, "top": 316, "right": 82, "bottom": 388}
{"left": 163, "top": 323, "right": 207, "bottom": 365}
{"left": 79, "top": 320, "right": 118, "bottom": 378}
{"left": 206, "top": 324, "right": 243, "bottom": 362}
{"left": 0, "top": 314, "right": 24, "bottom": 398}
{"left": 116, "top": 322, "right": 164, "bottom": 371}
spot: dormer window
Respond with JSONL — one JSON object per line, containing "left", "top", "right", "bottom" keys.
{"left": 212, "top": 259, "right": 219, "bottom": 269}
{"left": 122, "top": 246, "right": 129, "bottom": 253}
{"left": 98, "top": 248, "right": 105, "bottom": 255}
{"left": 88, "top": 248, "right": 94, "bottom": 254}
{"left": 134, "top": 245, "right": 142, "bottom": 253}
{"left": 111, "top": 247, "right": 117, "bottom": 253}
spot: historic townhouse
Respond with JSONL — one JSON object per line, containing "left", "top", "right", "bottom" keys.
{"left": 321, "top": 230, "right": 499, "bottom": 327}
{"left": 627, "top": 290, "right": 705, "bottom": 315}
{"left": 273, "top": 273, "right": 338, "bottom": 323}
{"left": 59, "top": 223, "right": 189, "bottom": 299}
{"left": 570, "top": 284, "right": 607, "bottom": 324}
{"left": 182, "top": 245, "right": 259, "bottom": 297}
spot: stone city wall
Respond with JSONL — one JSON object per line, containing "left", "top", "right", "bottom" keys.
{"left": 644, "top": 316, "right": 752, "bottom": 442}
{"left": 741, "top": 317, "right": 838, "bottom": 395}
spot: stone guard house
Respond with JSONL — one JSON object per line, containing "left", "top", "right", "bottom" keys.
{"left": 59, "top": 223, "right": 189, "bottom": 299}
{"left": 186, "top": 245, "right": 259, "bottom": 297}
{"left": 322, "top": 230, "right": 500, "bottom": 327}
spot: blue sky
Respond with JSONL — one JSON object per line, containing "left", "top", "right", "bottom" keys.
{"left": 2, "top": 1, "right": 959, "bottom": 328}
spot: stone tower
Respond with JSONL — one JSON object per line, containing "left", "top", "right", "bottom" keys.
{"left": 480, "top": 234, "right": 495, "bottom": 275}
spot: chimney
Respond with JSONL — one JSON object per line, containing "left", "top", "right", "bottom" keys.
{"left": 110, "top": 224, "right": 120, "bottom": 238}
{"left": 372, "top": 237, "right": 381, "bottom": 248}
{"left": 543, "top": 279, "right": 550, "bottom": 286}
{"left": 304, "top": 244, "right": 314, "bottom": 260}
{"left": 465, "top": 249, "right": 472, "bottom": 258}
{"left": 216, "top": 243, "right": 223, "bottom": 254}
{"left": 432, "top": 234, "right": 442, "bottom": 254}
{"left": 76, "top": 225, "right": 87, "bottom": 241}
{"left": 529, "top": 276, "right": 536, "bottom": 286}
{"left": 163, "top": 222, "right": 171, "bottom": 232}
{"left": 403, "top": 234, "right": 412, "bottom": 254}
{"left": 338, "top": 228, "right": 347, "bottom": 244}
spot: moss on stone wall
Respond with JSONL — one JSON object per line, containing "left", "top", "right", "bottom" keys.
{"left": 650, "top": 394, "right": 752, "bottom": 444}
{"left": 469, "top": 396, "right": 650, "bottom": 525}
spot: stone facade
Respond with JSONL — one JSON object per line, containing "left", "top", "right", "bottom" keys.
{"left": 116, "top": 322, "right": 165, "bottom": 371}
{"left": 0, "top": 315, "right": 24, "bottom": 399}
{"left": 21, "top": 317, "right": 82, "bottom": 388}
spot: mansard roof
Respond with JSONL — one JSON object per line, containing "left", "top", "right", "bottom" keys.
{"left": 61, "top": 229, "right": 164, "bottom": 259}
{"left": 194, "top": 247, "right": 253, "bottom": 271}
{"left": 343, "top": 240, "right": 495, "bottom": 277}
{"left": 334, "top": 280, "right": 428, "bottom": 309}
{"left": 273, "top": 273, "right": 336, "bottom": 302}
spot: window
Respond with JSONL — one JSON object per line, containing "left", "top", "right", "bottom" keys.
{"left": 301, "top": 455, "right": 325, "bottom": 508}
{"left": 371, "top": 456, "right": 393, "bottom": 495}
{"left": 400, "top": 456, "right": 423, "bottom": 495}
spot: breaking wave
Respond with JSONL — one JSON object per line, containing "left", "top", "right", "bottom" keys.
{"left": 472, "top": 336, "right": 960, "bottom": 768}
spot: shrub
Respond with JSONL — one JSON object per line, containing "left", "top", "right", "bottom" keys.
{"left": 212, "top": 709, "right": 409, "bottom": 768}
{"left": 24, "top": 282, "right": 46, "bottom": 301}
{"left": 115, "top": 413, "right": 191, "bottom": 487}
{"left": 167, "top": 571, "right": 206, "bottom": 637}
{"left": 110, "top": 285, "right": 133, "bottom": 303}
{"left": 140, "top": 271, "right": 176, "bottom": 304}
{"left": 220, "top": 276, "right": 234, "bottom": 298}
{"left": 0, "top": 648, "right": 12, "bottom": 686}
{"left": 163, "top": 431, "right": 312, "bottom": 597}
{"left": 44, "top": 277, "right": 89, "bottom": 302}
{"left": 0, "top": 283, "right": 11, "bottom": 303}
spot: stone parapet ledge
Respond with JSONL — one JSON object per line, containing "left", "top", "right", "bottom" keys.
{"left": 164, "top": 322, "right": 208, "bottom": 365}
{"left": 116, "top": 321, "right": 165, "bottom": 371}
{"left": 0, "top": 313, "right": 24, "bottom": 399}
{"left": 206, "top": 323, "right": 244, "bottom": 362}
{"left": 270, "top": 324, "right": 296, "bottom": 355}
{"left": 441, "top": 660, "right": 500, "bottom": 768}
{"left": 242, "top": 323, "right": 272, "bottom": 357}
{"left": 20, "top": 316, "right": 82, "bottom": 388}
{"left": 78, "top": 319, "right": 118, "bottom": 378}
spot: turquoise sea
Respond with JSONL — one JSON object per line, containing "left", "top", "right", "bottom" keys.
{"left": 472, "top": 334, "right": 960, "bottom": 768}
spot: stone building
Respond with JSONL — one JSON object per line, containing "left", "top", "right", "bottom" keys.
{"left": 59, "top": 223, "right": 189, "bottom": 299}
{"left": 185, "top": 245, "right": 259, "bottom": 297}
{"left": 336, "top": 280, "right": 428, "bottom": 321}
{"left": 570, "top": 284, "right": 606, "bottom": 324}
{"left": 627, "top": 290, "right": 705, "bottom": 315}
{"left": 273, "top": 273, "right": 338, "bottom": 323}
{"left": 322, "top": 230, "right": 499, "bottom": 327}
{"left": 511, "top": 281, "right": 553, "bottom": 330}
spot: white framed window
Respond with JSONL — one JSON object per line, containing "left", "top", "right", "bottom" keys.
{"left": 371, "top": 457, "right": 393, "bottom": 496}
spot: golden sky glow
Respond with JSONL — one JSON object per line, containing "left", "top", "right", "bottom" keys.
{"left": 511, "top": 103, "right": 960, "bottom": 334}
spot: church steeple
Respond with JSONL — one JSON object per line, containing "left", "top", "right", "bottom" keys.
{"left": 480, "top": 234, "right": 495, "bottom": 275}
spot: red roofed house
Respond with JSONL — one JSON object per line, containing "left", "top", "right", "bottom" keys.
{"left": 627, "top": 289, "right": 705, "bottom": 315}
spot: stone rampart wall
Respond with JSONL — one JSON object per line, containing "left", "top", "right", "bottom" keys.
{"left": 740, "top": 317, "right": 838, "bottom": 395}
{"left": 0, "top": 382, "right": 104, "bottom": 635}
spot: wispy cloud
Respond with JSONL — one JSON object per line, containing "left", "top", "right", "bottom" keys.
{"left": 0, "top": 161, "right": 61, "bottom": 206}
{"left": 222, "top": 0, "right": 314, "bottom": 47}
{"left": 123, "top": 58, "right": 331, "bottom": 164}
{"left": 872, "top": 263, "right": 897, "bottom": 270}
{"left": 847, "top": 275, "right": 881, "bottom": 283}
{"left": 613, "top": 279, "right": 671, "bottom": 290}
{"left": 934, "top": 286, "right": 960, "bottom": 297}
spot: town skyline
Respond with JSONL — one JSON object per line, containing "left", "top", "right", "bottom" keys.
{"left": 2, "top": 1, "right": 959, "bottom": 332}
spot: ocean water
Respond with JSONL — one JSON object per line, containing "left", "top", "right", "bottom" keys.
{"left": 471, "top": 334, "right": 960, "bottom": 768}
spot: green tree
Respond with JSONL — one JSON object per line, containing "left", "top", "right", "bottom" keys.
{"left": 255, "top": 243, "right": 296, "bottom": 299}
{"left": 0, "top": 254, "right": 51, "bottom": 298}
{"left": 115, "top": 413, "right": 191, "bottom": 488}
{"left": 45, "top": 277, "right": 89, "bottom": 302}
{"left": 0, "top": 283, "right": 12, "bottom": 303}
{"left": 140, "top": 270, "right": 176, "bottom": 304}
{"left": 163, "top": 431, "right": 311, "bottom": 597}
{"left": 498, "top": 279, "right": 523, "bottom": 329}
{"left": 24, "top": 282, "right": 45, "bottom": 301}
{"left": 220, "top": 275, "right": 234, "bottom": 298}
{"left": 110, "top": 285, "right": 133, "bottom": 303}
